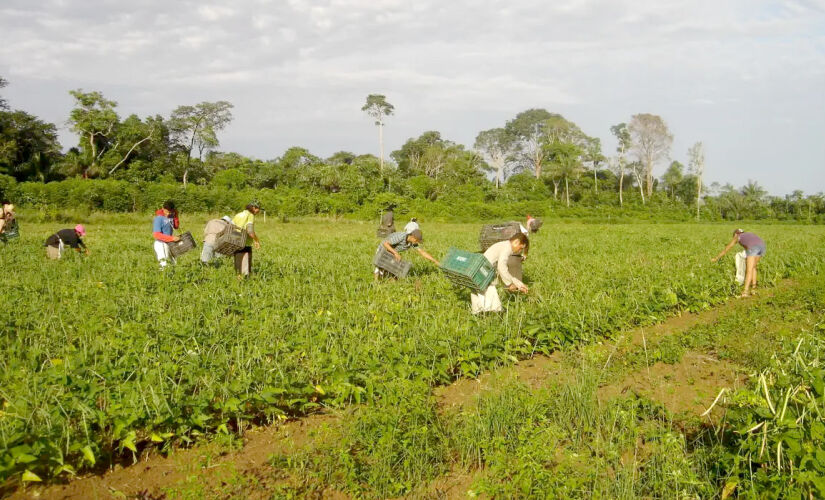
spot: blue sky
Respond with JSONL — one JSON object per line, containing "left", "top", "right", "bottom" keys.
{"left": 1, "top": 0, "right": 823, "bottom": 195}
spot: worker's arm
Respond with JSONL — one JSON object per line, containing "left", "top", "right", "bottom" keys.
{"left": 711, "top": 235, "right": 739, "bottom": 262}
{"left": 497, "top": 250, "right": 528, "bottom": 293}
{"left": 0, "top": 219, "right": 5, "bottom": 233}
{"left": 416, "top": 247, "right": 440, "bottom": 266}
{"left": 247, "top": 223, "right": 260, "bottom": 249}
{"left": 76, "top": 240, "right": 90, "bottom": 255}
{"left": 153, "top": 232, "right": 179, "bottom": 243}
{"left": 383, "top": 240, "right": 401, "bottom": 261}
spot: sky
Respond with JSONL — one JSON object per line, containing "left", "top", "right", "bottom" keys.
{"left": 1, "top": 0, "right": 823, "bottom": 195}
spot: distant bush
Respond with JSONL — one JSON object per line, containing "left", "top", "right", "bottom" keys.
{"left": 8, "top": 178, "right": 825, "bottom": 223}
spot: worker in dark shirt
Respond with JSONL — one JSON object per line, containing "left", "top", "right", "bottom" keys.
{"left": 45, "top": 225, "right": 89, "bottom": 259}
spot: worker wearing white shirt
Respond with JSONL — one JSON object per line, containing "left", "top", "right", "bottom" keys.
{"left": 471, "top": 233, "right": 529, "bottom": 314}
{"left": 404, "top": 217, "right": 419, "bottom": 233}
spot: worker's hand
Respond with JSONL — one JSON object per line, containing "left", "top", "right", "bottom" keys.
{"left": 710, "top": 256, "right": 719, "bottom": 263}
{"left": 84, "top": 249, "right": 91, "bottom": 256}
{"left": 519, "top": 284, "right": 529, "bottom": 294}
{"left": 173, "top": 236, "right": 181, "bottom": 242}
{"left": 521, "top": 255, "right": 528, "bottom": 262}
{"left": 508, "top": 284, "right": 518, "bottom": 292}
{"left": 393, "top": 252, "right": 401, "bottom": 262}
{"left": 254, "top": 241, "right": 261, "bottom": 250}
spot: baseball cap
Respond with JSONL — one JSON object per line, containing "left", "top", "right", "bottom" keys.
{"left": 75, "top": 224, "right": 86, "bottom": 236}
{"left": 409, "top": 229, "right": 423, "bottom": 242}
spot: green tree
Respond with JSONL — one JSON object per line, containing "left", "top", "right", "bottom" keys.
{"left": 628, "top": 113, "right": 673, "bottom": 198}
{"left": 0, "top": 110, "right": 62, "bottom": 181}
{"left": 742, "top": 180, "right": 767, "bottom": 205}
{"left": 505, "top": 108, "right": 555, "bottom": 178}
{"left": 544, "top": 139, "right": 582, "bottom": 207}
{"left": 68, "top": 89, "right": 119, "bottom": 177}
{"left": 169, "top": 101, "right": 234, "bottom": 186}
{"left": 361, "top": 94, "right": 394, "bottom": 172}
{"left": 661, "top": 161, "right": 684, "bottom": 200}
{"left": 717, "top": 184, "right": 747, "bottom": 219}
{"left": 541, "top": 114, "right": 592, "bottom": 202}
{"left": 391, "top": 131, "right": 449, "bottom": 177}
{"left": 105, "top": 114, "right": 160, "bottom": 176}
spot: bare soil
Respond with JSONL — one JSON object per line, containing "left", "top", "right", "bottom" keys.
{"left": 10, "top": 413, "right": 341, "bottom": 500}
{"left": 597, "top": 351, "right": 746, "bottom": 416}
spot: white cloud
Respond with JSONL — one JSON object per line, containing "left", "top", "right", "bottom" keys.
{"left": 0, "top": 0, "right": 823, "bottom": 194}
{"left": 197, "top": 5, "right": 236, "bottom": 21}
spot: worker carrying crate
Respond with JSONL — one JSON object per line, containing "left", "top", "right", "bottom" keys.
{"left": 478, "top": 215, "right": 541, "bottom": 281}
{"left": 444, "top": 232, "right": 529, "bottom": 314}
{"left": 373, "top": 228, "right": 439, "bottom": 281}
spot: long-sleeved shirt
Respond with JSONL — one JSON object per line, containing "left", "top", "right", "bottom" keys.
{"left": 152, "top": 210, "right": 176, "bottom": 242}
{"left": 483, "top": 240, "right": 525, "bottom": 289}
{"left": 45, "top": 229, "right": 85, "bottom": 249}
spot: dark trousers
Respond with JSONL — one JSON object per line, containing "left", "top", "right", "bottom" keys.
{"left": 234, "top": 246, "right": 252, "bottom": 275}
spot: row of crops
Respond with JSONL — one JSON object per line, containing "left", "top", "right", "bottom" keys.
{"left": 2, "top": 218, "right": 824, "bottom": 483}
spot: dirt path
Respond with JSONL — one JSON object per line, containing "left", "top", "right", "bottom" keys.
{"left": 9, "top": 414, "right": 342, "bottom": 500}
{"left": 9, "top": 284, "right": 791, "bottom": 499}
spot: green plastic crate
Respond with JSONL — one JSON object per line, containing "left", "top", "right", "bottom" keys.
{"left": 440, "top": 247, "right": 495, "bottom": 291}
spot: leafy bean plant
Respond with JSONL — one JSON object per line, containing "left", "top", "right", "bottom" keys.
{"left": 715, "top": 332, "right": 825, "bottom": 499}
{"left": 1, "top": 218, "right": 824, "bottom": 483}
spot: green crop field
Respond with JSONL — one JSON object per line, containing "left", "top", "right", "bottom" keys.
{"left": 2, "top": 215, "right": 825, "bottom": 496}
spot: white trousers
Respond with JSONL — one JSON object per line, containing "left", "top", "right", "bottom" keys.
{"left": 153, "top": 240, "right": 175, "bottom": 268}
{"left": 201, "top": 243, "right": 216, "bottom": 263}
{"left": 471, "top": 285, "right": 502, "bottom": 314}
{"left": 734, "top": 250, "right": 747, "bottom": 285}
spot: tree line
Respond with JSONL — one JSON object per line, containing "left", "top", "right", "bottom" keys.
{"left": 1, "top": 79, "right": 823, "bottom": 222}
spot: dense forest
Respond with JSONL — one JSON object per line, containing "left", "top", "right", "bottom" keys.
{"left": 1, "top": 77, "right": 823, "bottom": 221}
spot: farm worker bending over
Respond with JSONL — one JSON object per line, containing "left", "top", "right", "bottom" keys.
{"left": 471, "top": 233, "right": 529, "bottom": 314}
{"left": 711, "top": 229, "right": 766, "bottom": 298}
{"left": 152, "top": 200, "right": 180, "bottom": 269}
{"left": 404, "top": 217, "right": 419, "bottom": 233}
{"left": 232, "top": 202, "right": 261, "bottom": 276}
{"left": 525, "top": 214, "right": 542, "bottom": 234}
{"left": 1, "top": 200, "right": 18, "bottom": 243}
{"left": 44, "top": 225, "right": 89, "bottom": 259}
{"left": 374, "top": 228, "right": 439, "bottom": 280}
{"left": 377, "top": 205, "right": 396, "bottom": 237}
{"left": 201, "top": 216, "right": 232, "bottom": 264}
